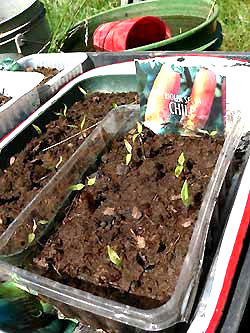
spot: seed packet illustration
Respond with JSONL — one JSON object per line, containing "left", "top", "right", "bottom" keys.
{"left": 135, "top": 58, "right": 226, "bottom": 136}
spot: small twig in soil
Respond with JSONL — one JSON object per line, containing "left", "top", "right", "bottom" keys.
{"left": 165, "top": 233, "right": 180, "bottom": 256}
{"left": 42, "top": 121, "right": 102, "bottom": 152}
{"left": 144, "top": 214, "right": 155, "bottom": 225}
{"left": 38, "top": 174, "right": 50, "bottom": 182}
{"left": 95, "top": 234, "right": 102, "bottom": 246}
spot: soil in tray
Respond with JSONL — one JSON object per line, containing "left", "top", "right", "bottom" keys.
{"left": 32, "top": 129, "right": 224, "bottom": 309}
{"left": 0, "top": 94, "right": 11, "bottom": 107}
{"left": 25, "top": 66, "right": 60, "bottom": 84}
{"left": 0, "top": 92, "right": 137, "bottom": 238}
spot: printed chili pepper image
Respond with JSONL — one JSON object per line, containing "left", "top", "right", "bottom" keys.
{"left": 144, "top": 64, "right": 181, "bottom": 133}
{"left": 182, "top": 67, "right": 217, "bottom": 131}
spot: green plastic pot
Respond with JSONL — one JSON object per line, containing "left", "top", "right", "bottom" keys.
{"left": 62, "top": 0, "right": 221, "bottom": 52}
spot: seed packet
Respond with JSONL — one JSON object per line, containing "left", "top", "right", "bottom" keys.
{"left": 135, "top": 58, "right": 227, "bottom": 136}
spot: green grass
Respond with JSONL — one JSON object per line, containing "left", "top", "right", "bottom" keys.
{"left": 41, "top": 0, "right": 250, "bottom": 52}
{"left": 219, "top": 0, "right": 250, "bottom": 51}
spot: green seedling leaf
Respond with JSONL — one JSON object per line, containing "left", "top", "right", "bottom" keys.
{"left": 80, "top": 114, "right": 86, "bottom": 130}
{"left": 210, "top": 130, "right": 217, "bottom": 138}
{"left": 32, "top": 219, "right": 37, "bottom": 233}
{"left": 197, "top": 129, "right": 209, "bottom": 136}
{"left": 124, "top": 139, "right": 132, "bottom": 153}
{"left": 28, "top": 233, "right": 35, "bottom": 244}
{"left": 67, "top": 124, "right": 78, "bottom": 129}
{"left": 55, "top": 156, "right": 63, "bottom": 169}
{"left": 87, "top": 177, "right": 96, "bottom": 186}
{"left": 175, "top": 165, "right": 183, "bottom": 178}
{"left": 37, "top": 220, "right": 49, "bottom": 225}
{"left": 107, "top": 245, "right": 123, "bottom": 268}
{"left": 63, "top": 104, "right": 68, "bottom": 118}
{"left": 68, "top": 183, "right": 85, "bottom": 191}
{"left": 32, "top": 124, "right": 42, "bottom": 136}
{"left": 126, "top": 153, "right": 132, "bottom": 165}
{"left": 78, "top": 86, "right": 87, "bottom": 95}
{"left": 181, "top": 180, "right": 191, "bottom": 207}
{"left": 137, "top": 121, "right": 143, "bottom": 134}
{"left": 178, "top": 152, "right": 185, "bottom": 166}
{"left": 112, "top": 103, "right": 118, "bottom": 109}
{"left": 132, "top": 133, "right": 139, "bottom": 143}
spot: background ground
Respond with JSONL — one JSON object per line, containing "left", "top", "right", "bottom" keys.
{"left": 41, "top": 0, "right": 250, "bottom": 52}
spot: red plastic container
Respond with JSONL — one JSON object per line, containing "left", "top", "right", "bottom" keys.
{"left": 93, "top": 16, "right": 171, "bottom": 52}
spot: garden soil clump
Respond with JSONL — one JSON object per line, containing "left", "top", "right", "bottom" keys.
{"left": 0, "top": 94, "right": 11, "bottom": 106}
{"left": 33, "top": 129, "right": 224, "bottom": 309}
{"left": 0, "top": 92, "right": 137, "bottom": 239}
{"left": 25, "top": 66, "right": 60, "bottom": 84}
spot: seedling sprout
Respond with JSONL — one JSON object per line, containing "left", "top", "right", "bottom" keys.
{"left": 181, "top": 180, "right": 191, "bottom": 207}
{"left": 32, "top": 124, "right": 42, "bottom": 136}
{"left": 55, "top": 156, "right": 63, "bottom": 169}
{"left": 78, "top": 86, "right": 87, "bottom": 95}
{"left": 124, "top": 139, "right": 132, "bottom": 165}
{"left": 107, "top": 245, "right": 123, "bottom": 269}
{"left": 175, "top": 152, "right": 185, "bottom": 178}
{"left": 87, "top": 177, "right": 96, "bottom": 186}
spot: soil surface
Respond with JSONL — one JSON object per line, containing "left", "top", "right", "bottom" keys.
{"left": 0, "top": 92, "right": 137, "bottom": 239}
{"left": 25, "top": 66, "right": 60, "bottom": 84}
{"left": 0, "top": 94, "right": 11, "bottom": 107}
{"left": 32, "top": 129, "right": 224, "bottom": 309}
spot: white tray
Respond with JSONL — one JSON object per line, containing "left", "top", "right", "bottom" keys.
{"left": 0, "top": 71, "right": 44, "bottom": 140}
{"left": 17, "top": 52, "right": 92, "bottom": 100}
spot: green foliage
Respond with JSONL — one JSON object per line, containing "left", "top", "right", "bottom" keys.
{"left": 87, "top": 177, "right": 96, "bottom": 186}
{"left": 80, "top": 114, "right": 86, "bottom": 130}
{"left": 78, "top": 86, "right": 87, "bottom": 95}
{"left": 175, "top": 152, "right": 185, "bottom": 178}
{"left": 124, "top": 139, "right": 132, "bottom": 165}
{"left": 41, "top": 0, "right": 250, "bottom": 53}
{"left": 32, "top": 124, "right": 42, "bottom": 136}
{"left": 55, "top": 155, "right": 63, "bottom": 169}
{"left": 63, "top": 104, "right": 68, "bottom": 118}
{"left": 28, "top": 233, "right": 35, "bottom": 244}
{"left": 27, "top": 219, "right": 48, "bottom": 245}
{"left": 68, "top": 183, "right": 85, "bottom": 191}
{"left": 107, "top": 245, "right": 123, "bottom": 268}
{"left": 181, "top": 180, "right": 191, "bottom": 208}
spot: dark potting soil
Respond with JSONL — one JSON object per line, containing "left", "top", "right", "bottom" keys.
{"left": 25, "top": 66, "right": 60, "bottom": 84}
{"left": 0, "top": 92, "right": 137, "bottom": 239}
{"left": 32, "top": 129, "right": 224, "bottom": 309}
{"left": 0, "top": 94, "right": 11, "bottom": 107}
